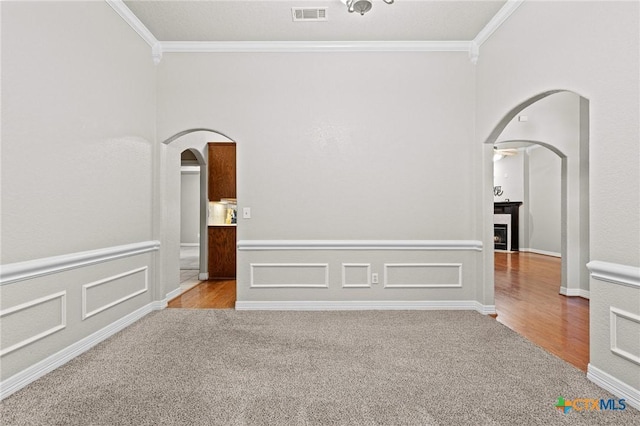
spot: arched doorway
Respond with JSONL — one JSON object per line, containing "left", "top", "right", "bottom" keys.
{"left": 485, "top": 91, "right": 590, "bottom": 296}
{"left": 160, "top": 128, "right": 237, "bottom": 306}
{"left": 179, "top": 148, "right": 206, "bottom": 292}
{"left": 484, "top": 91, "right": 591, "bottom": 370}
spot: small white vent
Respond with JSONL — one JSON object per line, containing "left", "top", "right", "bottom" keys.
{"left": 292, "top": 7, "right": 328, "bottom": 22}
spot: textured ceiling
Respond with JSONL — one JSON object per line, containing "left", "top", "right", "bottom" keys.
{"left": 123, "top": 0, "right": 507, "bottom": 42}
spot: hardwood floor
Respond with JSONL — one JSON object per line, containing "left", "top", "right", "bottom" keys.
{"left": 167, "top": 279, "right": 236, "bottom": 309}
{"left": 494, "top": 252, "right": 589, "bottom": 371}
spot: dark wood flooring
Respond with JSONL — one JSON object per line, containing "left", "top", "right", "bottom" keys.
{"left": 494, "top": 252, "right": 589, "bottom": 371}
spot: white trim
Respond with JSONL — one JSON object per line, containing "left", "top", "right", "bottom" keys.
{"left": 180, "top": 166, "right": 200, "bottom": 174}
{"left": 342, "top": 263, "right": 371, "bottom": 288}
{"left": 180, "top": 243, "right": 200, "bottom": 247}
{"left": 473, "top": 0, "right": 525, "bottom": 47}
{"left": 0, "top": 299, "right": 166, "bottom": 400}
{"left": 610, "top": 307, "right": 640, "bottom": 366}
{"left": 198, "top": 273, "right": 209, "bottom": 281}
{"left": 238, "top": 240, "right": 482, "bottom": 251}
{"left": 0, "top": 241, "right": 160, "bottom": 286}
{"left": 559, "top": 287, "right": 590, "bottom": 299}
{"left": 520, "top": 248, "right": 562, "bottom": 258}
{"left": 236, "top": 300, "right": 495, "bottom": 315}
{"left": 159, "top": 40, "right": 472, "bottom": 54}
{"left": 383, "top": 263, "right": 463, "bottom": 288}
{"left": 587, "top": 260, "right": 640, "bottom": 289}
{"left": 82, "top": 267, "right": 149, "bottom": 320}
{"left": 249, "top": 263, "right": 329, "bottom": 288}
{"left": 165, "top": 287, "right": 182, "bottom": 302}
{"left": 105, "top": 0, "right": 158, "bottom": 47}
{"left": 0, "top": 291, "right": 67, "bottom": 357}
{"left": 587, "top": 364, "right": 640, "bottom": 411}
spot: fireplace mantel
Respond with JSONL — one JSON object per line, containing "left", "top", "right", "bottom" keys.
{"left": 494, "top": 202, "right": 523, "bottom": 251}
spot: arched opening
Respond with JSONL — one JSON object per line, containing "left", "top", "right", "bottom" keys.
{"left": 161, "top": 128, "right": 237, "bottom": 308}
{"left": 179, "top": 148, "right": 206, "bottom": 293}
{"left": 484, "top": 91, "right": 590, "bottom": 370}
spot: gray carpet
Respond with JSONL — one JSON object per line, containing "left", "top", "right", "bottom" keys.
{"left": 1, "top": 310, "right": 637, "bottom": 425}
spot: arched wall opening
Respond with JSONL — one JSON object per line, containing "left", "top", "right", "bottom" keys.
{"left": 484, "top": 90, "right": 590, "bottom": 299}
{"left": 160, "top": 128, "right": 236, "bottom": 297}
{"left": 179, "top": 148, "right": 206, "bottom": 279}
{"left": 494, "top": 140, "right": 568, "bottom": 290}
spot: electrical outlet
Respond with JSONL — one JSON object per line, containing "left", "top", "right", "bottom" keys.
{"left": 371, "top": 273, "right": 379, "bottom": 284}
{"left": 242, "top": 207, "right": 251, "bottom": 219}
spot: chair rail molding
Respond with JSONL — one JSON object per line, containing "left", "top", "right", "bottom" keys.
{"left": 237, "top": 240, "right": 483, "bottom": 251}
{"left": 0, "top": 241, "right": 160, "bottom": 286}
{"left": 587, "top": 260, "right": 640, "bottom": 289}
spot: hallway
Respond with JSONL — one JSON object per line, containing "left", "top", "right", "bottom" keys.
{"left": 494, "top": 252, "right": 589, "bottom": 371}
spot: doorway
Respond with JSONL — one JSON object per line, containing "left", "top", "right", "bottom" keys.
{"left": 485, "top": 91, "right": 590, "bottom": 369}
{"left": 179, "top": 149, "right": 206, "bottom": 294}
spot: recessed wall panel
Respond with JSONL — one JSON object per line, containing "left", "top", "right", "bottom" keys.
{"left": 250, "top": 264, "right": 329, "bottom": 288}
{"left": 82, "top": 267, "right": 148, "bottom": 319}
{"left": 342, "top": 264, "right": 371, "bottom": 288}
{"left": 384, "top": 263, "right": 462, "bottom": 288}
{"left": 610, "top": 307, "right": 640, "bottom": 366}
{"left": 0, "top": 291, "right": 66, "bottom": 356}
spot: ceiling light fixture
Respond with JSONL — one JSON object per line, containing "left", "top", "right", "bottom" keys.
{"left": 340, "top": 0, "right": 394, "bottom": 16}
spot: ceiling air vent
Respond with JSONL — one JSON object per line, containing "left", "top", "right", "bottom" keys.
{"left": 292, "top": 7, "right": 328, "bottom": 22}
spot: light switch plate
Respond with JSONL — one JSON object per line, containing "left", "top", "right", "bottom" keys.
{"left": 243, "top": 207, "right": 251, "bottom": 219}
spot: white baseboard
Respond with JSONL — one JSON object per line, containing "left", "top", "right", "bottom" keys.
{"left": 180, "top": 243, "right": 199, "bottom": 248}
{"left": 0, "top": 299, "right": 166, "bottom": 400}
{"left": 560, "top": 286, "right": 590, "bottom": 299}
{"left": 165, "top": 287, "right": 182, "bottom": 301}
{"left": 198, "top": 272, "right": 209, "bottom": 281}
{"left": 235, "top": 300, "right": 496, "bottom": 315}
{"left": 587, "top": 363, "right": 640, "bottom": 411}
{"left": 520, "top": 248, "right": 561, "bottom": 258}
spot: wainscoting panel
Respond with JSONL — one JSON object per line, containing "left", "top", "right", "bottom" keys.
{"left": 82, "top": 267, "right": 149, "bottom": 320}
{"left": 342, "top": 264, "right": 371, "bottom": 288}
{"left": 587, "top": 260, "right": 640, "bottom": 409}
{"left": 250, "top": 263, "right": 329, "bottom": 288}
{"left": 384, "top": 263, "right": 462, "bottom": 288}
{"left": 237, "top": 240, "right": 486, "bottom": 311}
{"left": 0, "top": 241, "right": 160, "bottom": 389}
{"left": 0, "top": 291, "right": 66, "bottom": 357}
{"left": 610, "top": 307, "right": 640, "bottom": 366}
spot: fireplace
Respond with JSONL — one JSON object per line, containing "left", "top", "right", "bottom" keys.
{"left": 494, "top": 201, "right": 522, "bottom": 251}
{"left": 494, "top": 224, "right": 508, "bottom": 250}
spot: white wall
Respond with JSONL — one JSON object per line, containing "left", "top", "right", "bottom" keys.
{"left": 493, "top": 154, "right": 524, "bottom": 203}
{"left": 527, "top": 147, "right": 561, "bottom": 255}
{"left": 0, "top": 1, "right": 157, "bottom": 384}
{"left": 477, "top": 0, "right": 639, "bottom": 400}
{"left": 180, "top": 169, "right": 200, "bottom": 245}
{"left": 157, "top": 52, "right": 486, "bottom": 307}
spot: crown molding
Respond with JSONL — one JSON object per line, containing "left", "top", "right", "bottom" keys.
{"left": 106, "top": 0, "right": 524, "bottom": 64}
{"left": 159, "top": 40, "right": 472, "bottom": 54}
{"left": 105, "top": 1, "right": 158, "bottom": 47}
{"left": 474, "top": 0, "right": 525, "bottom": 47}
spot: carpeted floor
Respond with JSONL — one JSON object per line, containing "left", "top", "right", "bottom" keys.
{"left": 1, "top": 310, "right": 637, "bottom": 425}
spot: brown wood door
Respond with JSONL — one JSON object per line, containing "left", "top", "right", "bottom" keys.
{"left": 208, "top": 226, "right": 236, "bottom": 279}
{"left": 208, "top": 142, "right": 236, "bottom": 202}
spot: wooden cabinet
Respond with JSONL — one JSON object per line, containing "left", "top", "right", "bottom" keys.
{"left": 208, "top": 226, "right": 236, "bottom": 279}
{"left": 207, "top": 142, "right": 237, "bottom": 279}
{"left": 208, "top": 142, "right": 236, "bottom": 202}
